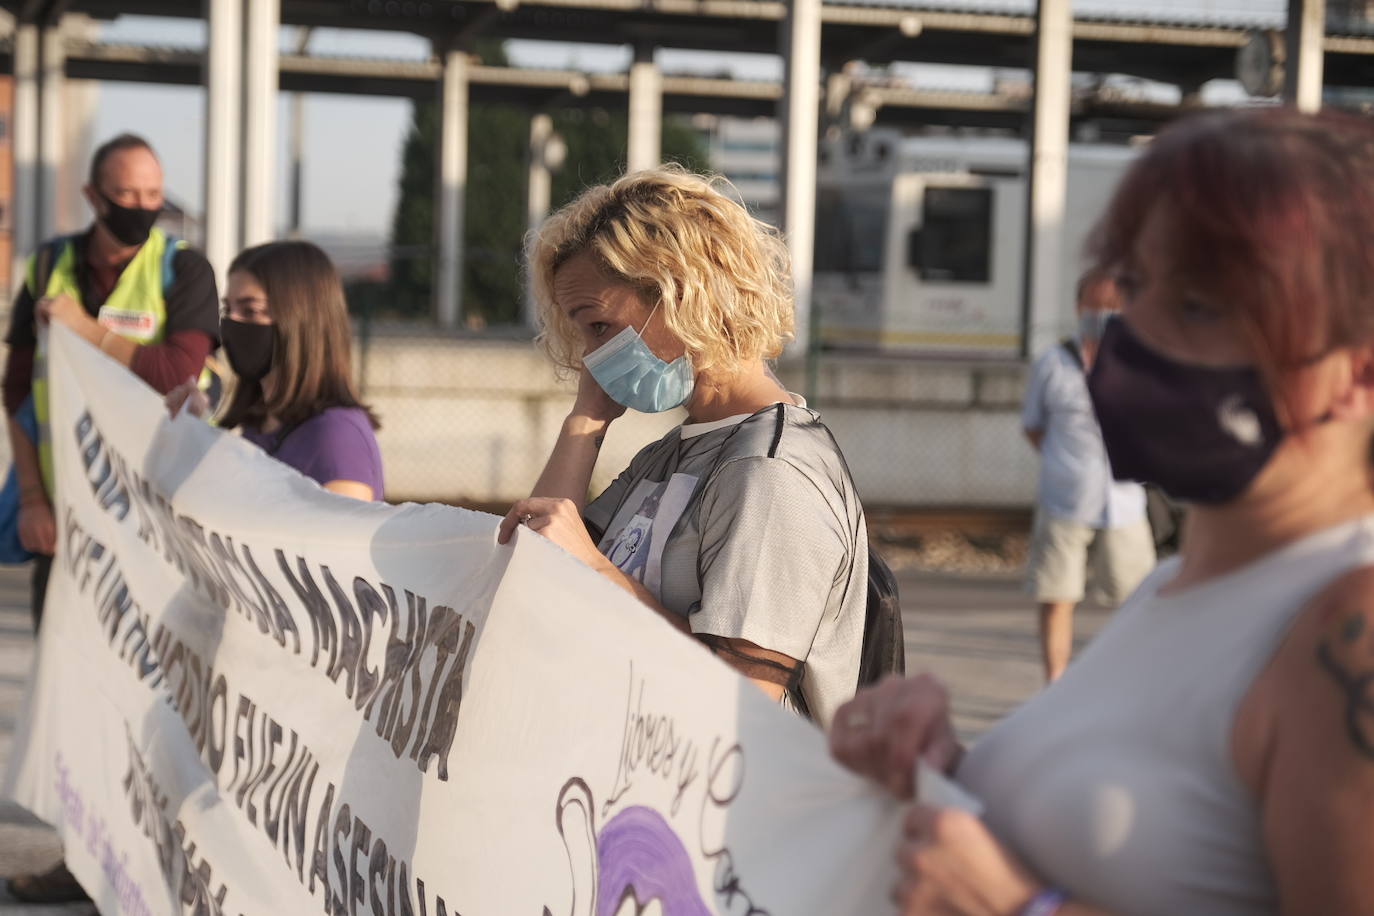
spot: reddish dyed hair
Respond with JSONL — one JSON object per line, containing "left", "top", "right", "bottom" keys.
{"left": 1089, "top": 107, "right": 1374, "bottom": 409}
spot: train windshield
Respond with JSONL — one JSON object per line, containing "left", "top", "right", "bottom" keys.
{"left": 815, "top": 185, "right": 890, "bottom": 274}
{"left": 910, "top": 186, "right": 993, "bottom": 284}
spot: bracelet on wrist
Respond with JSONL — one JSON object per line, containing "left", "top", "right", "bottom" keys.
{"left": 1019, "top": 888, "right": 1067, "bottom": 916}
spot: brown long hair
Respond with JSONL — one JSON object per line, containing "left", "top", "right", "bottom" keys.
{"left": 218, "top": 240, "right": 379, "bottom": 431}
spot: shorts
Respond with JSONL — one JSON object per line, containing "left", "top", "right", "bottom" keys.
{"left": 1025, "top": 512, "right": 1156, "bottom": 605}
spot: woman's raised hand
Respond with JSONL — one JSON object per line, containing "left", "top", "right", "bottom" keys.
{"left": 571, "top": 367, "right": 626, "bottom": 424}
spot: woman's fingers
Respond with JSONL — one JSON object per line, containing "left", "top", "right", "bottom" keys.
{"left": 166, "top": 387, "right": 189, "bottom": 418}
{"left": 496, "top": 504, "right": 528, "bottom": 544}
{"left": 185, "top": 389, "right": 209, "bottom": 418}
{"left": 165, "top": 377, "right": 202, "bottom": 418}
{"left": 498, "top": 497, "right": 556, "bottom": 544}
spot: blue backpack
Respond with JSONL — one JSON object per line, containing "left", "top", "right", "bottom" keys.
{"left": 0, "top": 395, "right": 40, "bottom": 563}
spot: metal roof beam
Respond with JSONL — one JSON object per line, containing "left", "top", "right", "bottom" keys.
{"left": 32, "top": 38, "right": 1197, "bottom": 128}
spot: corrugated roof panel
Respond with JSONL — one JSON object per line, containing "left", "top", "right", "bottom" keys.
{"left": 835, "top": 0, "right": 1374, "bottom": 35}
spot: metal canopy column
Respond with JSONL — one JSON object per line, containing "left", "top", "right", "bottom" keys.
{"left": 627, "top": 44, "right": 662, "bottom": 172}
{"left": 1285, "top": 0, "right": 1326, "bottom": 111}
{"left": 1021, "top": 0, "right": 1072, "bottom": 360}
{"left": 779, "top": 0, "right": 822, "bottom": 357}
{"left": 242, "top": 0, "right": 280, "bottom": 246}
{"left": 204, "top": 0, "right": 243, "bottom": 283}
{"left": 12, "top": 22, "right": 39, "bottom": 293}
{"left": 525, "top": 112, "right": 559, "bottom": 327}
{"left": 37, "top": 18, "right": 65, "bottom": 241}
{"left": 435, "top": 43, "right": 469, "bottom": 329}
{"left": 288, "top": 28, "right": 313, "bottom": 238}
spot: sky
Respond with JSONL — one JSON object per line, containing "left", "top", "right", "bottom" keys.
{"left": 88, "top": 1, "right": 1292, "bottom": 239}
{"left": 94, "top": 18, "right": 425, "bottom": 238}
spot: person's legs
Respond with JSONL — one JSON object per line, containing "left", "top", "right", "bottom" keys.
{"left": 7, "top": 862, "right": 88, "bottom": 903}
{"left": 1094, "top": 517, "right": 1158, "bottom": 606}
{"left": 30, "top": 552, "right": 52, "bottom": 632}
{"left": 9, "top": 552, "right": 87, "bottom": 903}
{"left": 1025, "top": 511, "right": 1092, "bottom": 682}
{"left": 1038, "top": 600, "right": 1076, "bottom": 683}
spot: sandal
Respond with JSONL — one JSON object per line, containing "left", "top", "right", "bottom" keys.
{"left": 6, "top": 860, "right": 90, "bottom": 903}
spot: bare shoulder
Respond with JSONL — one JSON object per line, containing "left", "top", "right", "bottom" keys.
{"left": 1301, "top": 566, "right": 1374, "bottom": 759}
{"left": 1256, "top": 565, "right": 1374, "bottom": 711}
{"left": 1245, "top": 565, "right": 1374, "bottom": 914}
{"left": 1237, "top": 567, "right": 1374, "bottom": 785}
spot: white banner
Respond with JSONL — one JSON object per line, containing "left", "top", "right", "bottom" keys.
{"left": 3, "top": 325, "right": 901, "bottom": 916}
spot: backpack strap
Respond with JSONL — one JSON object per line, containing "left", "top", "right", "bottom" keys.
{"left": 691, "top": 403, "right": 901, "bottom": 713}
{"left": 1060, "top": 336, "right": 1085, "bottom": 372}
{"left": 691, "top": 404, "right": 809, "bottom": 705}
{"left": 693, "top": 403, "right": 788, "bottom": 590}
{"left": 29, "top": 235, "right": 75, "bottom": 300}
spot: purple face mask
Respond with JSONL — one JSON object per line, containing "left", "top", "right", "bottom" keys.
{"left": 1086, "top": 316, "right": 1285, "bottom": 505}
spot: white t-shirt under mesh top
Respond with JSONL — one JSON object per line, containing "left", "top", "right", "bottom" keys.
{"left": 583, "top": 402, "right": 867, "bottom": 727}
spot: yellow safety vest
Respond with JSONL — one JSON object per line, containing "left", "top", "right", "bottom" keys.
{"left": 30, "top": 227, "right": 183, "bottom": 494}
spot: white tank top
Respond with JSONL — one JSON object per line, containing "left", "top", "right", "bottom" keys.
{"left": 958, "top": 514, "right": 1374, "bottom": 916}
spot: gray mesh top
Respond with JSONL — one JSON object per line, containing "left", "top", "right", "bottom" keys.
{"left": 959, "top": 514, "right": 1374, "bottom": 915}
{"left": 584, "top": 402, "right": 867, "bottom": 727}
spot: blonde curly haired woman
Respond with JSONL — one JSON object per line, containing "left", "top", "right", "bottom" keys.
{"left": 498, "top": 167, "right": 867, "bottom": 727}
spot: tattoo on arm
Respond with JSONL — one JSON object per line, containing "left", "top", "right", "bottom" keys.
{"left": 1316, "top": 611, "right": 1374, "bottom": 760}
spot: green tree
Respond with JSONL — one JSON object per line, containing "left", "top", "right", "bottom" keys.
{"left": 387, "top": 47, "right": 710, "bottom": 326}
{"left": 386, "top": 99, "right": 440, "bottom": 318}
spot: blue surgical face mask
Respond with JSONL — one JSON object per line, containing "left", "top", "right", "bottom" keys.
{"left": 1078, "top": 309, "right": 1116, "bottom": 342}
{"left": 582, "top": 307, "right": 694, "bottom": 413}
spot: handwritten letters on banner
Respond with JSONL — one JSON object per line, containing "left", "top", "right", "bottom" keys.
{"left": 4, "top": 325, "right": 901, "bottom": 915}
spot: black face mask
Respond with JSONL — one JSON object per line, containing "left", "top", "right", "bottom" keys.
{"left": 220, "top": 318, "right": 276, "bottom": 383}
{"left": 96, "top": 191, "right": 162, "bottom": 247}
{"left": 1086, "top": 316, "right": 1286, "bottom": 505}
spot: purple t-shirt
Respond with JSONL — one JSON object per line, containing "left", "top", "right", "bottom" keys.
{"left": 242, "top": 407, "right": 384, "bottom": 500}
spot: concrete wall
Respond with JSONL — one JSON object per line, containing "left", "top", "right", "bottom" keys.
{"left": 359, "top": 332, "right": 1037, "bottom": 509}
{"left": 0, "top": 331, "right": 1037, "bottom": 510}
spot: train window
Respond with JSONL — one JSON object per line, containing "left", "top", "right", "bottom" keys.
{"left": 908, "top": 186, "right": 992, "bottom": 283}
{"left": 815, "top": 187, "right": 889, "bottom": 274}
{"left": 814, "top": 190, "right": 846, "bottom": 272}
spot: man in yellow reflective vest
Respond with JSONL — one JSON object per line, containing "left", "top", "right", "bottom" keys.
{"left": 2, "top": 134, "right": 220, "bottom": 632}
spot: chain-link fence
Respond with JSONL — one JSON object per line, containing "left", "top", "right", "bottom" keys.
{"left": 347, "top": 316, "right": 1040, "bottom": 513}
